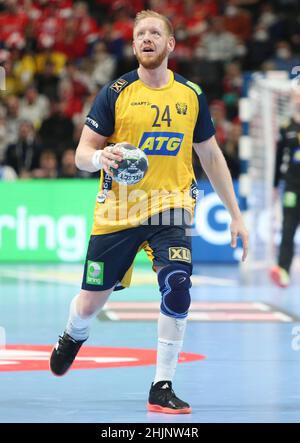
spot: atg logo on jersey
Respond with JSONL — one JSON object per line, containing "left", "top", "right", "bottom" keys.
{"left": 139, "top": 132, "right": 184, "bottom": 156}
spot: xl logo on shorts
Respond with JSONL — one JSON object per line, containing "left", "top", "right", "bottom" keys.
{"left": 169, "top": 247, "right": 191, "bottom": 263}
{"left": 139, "top": 132, "right": 184, "bottom": 156}
{"left": 87, "top": 261, "right": 104, "bottom": 285}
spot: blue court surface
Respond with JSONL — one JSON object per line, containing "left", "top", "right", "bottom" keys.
{"left": 1, "top": 261, "right": 300, "bottom": 423}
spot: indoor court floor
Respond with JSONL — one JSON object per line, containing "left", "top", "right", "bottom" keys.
{"left": 1, "top": 261, "right": 300, "bottom": 423}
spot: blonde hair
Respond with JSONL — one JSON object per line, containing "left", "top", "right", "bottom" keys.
{"left": 134, "top": 10, "right": 174, "bottom": 36}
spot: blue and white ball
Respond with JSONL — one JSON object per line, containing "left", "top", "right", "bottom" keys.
{"left": 110, "top": 143, "right": 148, "bottom": 185}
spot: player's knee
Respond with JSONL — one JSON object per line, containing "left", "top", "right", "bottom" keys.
{"left": 77, "top": 289, "right": 111, "bottom": 317}
{"left": 157, "top": 264, "right": 192, "bottom": 319}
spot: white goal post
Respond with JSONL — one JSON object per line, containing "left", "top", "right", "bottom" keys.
{"left": 239, "top": 71, "right": 294, "bottom": 271}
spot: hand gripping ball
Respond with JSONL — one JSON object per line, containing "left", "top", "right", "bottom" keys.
{"left": 110, "top": 143, "right": 148, "bottom": 185}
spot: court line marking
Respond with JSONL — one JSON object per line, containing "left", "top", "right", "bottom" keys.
{"left": 0, "top": 269, "right": 237, "bottom": 287}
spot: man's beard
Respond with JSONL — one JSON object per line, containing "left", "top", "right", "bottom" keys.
{"left": 136, "top": 45, "right": 168, "bottom": 69}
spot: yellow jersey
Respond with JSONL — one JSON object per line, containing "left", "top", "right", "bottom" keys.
{"left": 85, "top": 69, "right": 215, "bottom": 235}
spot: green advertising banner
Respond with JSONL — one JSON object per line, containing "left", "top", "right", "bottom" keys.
{"left": 0, "top": 180, "right": 149, "bottom": 263}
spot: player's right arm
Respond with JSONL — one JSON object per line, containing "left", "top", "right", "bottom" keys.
{"left": 76, "top": 81, "right": 125, "bottom": 175}
{"left": 75, "top": 125, "right": 123, "bottom": 175}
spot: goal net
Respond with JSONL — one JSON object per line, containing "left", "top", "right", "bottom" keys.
{"left": 244, "top": 73, "right": 293, "bottom": 270}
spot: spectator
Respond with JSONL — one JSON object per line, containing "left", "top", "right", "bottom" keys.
{"left": 38, "top": 100, "right": 74, "bottom": 157}
{"left": 13, "top": 48, "right": 37, "bottom": 91}
{"left": 245, "top": 22, "right": 274, "bottom": 70}
{"left": 54, "top": 17, "right": 88, "bottom": 60}
{"left": 35, "top": 41, "right": 67, "bottom": 76}
{"left": 269, "top": 40, "right": 300, "bottom": 71}
{"left": 101, "top": 22, "right": 125, "bottom": 60}
{"left": 80, "top": 91, "right": 98, "bottom": 126}
{"left": 111, "top": 5, "right": 134, "bottom": 42}
{"left": 0, "top": 113, "right": 8, "bottom": 162}
{"left": 73, "top": 1, "right": 99, "bottom": 46}
{"left": 61, "top": 61, "right": 90, "bottom": 100}
{"left": 19, "top": 84, "right": 49, "bottom": 128}
{"left": 0, "top": 0, "right": 28, "bottom": 44}
{"left": 0, "top": 163, "right": 17, "bottom": 180}
{"left": 36, "top": 1, "right": 65, "bottom": 46}
{"left": 201, "top": 16, "right": 241, "bottom": 62}
{"left": 35, "top": 59, "right": 59, "bottom": 100}
{"left": 31, "top": 149, "right": 58, "bottom": 179}
{"left": 223, "top": 1, "right": 252, "bottom": 42}
{"left": 5, "top": 119, "right": 41, "bottom": 177}
{"left": 58, "top": 78, "right": 83, "bottom": 120}
{"left": 91, "top": 41, "right": 116, "bottom": 88}
{"left": 1, "top": 57, "right": 22, "bottom": 96}
{"left": 58, "top": 148, "right": 89, "bottom": 178}
{"left": 210, "top": 99, "right": 231, "bottom": 149}
{"left": 222, "top": 62, "right": 242, "bottom": 119}
{"left": 5, "top": 95, "right": 21, "bottom": 146}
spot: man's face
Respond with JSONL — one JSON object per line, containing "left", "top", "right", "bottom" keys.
{"left": 133, "top": 17, "right": 175, "bottom": 69}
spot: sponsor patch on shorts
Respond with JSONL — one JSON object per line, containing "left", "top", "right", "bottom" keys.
{"left": 169, "top": 247, "right": 191, "bottom": 263}
{"left": 283, "top": 191, "right": 297, "bottom": 208}
{"left": 86, "top": 260, "right": 104, "bottom": 285}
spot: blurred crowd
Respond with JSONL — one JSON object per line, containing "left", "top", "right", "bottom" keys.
{"left": 0, "top": 0, "right": 300, "bottom": 181}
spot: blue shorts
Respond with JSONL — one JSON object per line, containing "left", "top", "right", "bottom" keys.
{"left": 81, "top": 209, "right": 193, "bottom": 291}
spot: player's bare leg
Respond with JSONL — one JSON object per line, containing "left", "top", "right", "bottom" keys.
{"left": 50, "top": 288, "right": 114, "bottom": 376}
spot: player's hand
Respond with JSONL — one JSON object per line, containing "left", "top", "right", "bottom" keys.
{"left": 230, "top": 216, "right": 249, "bottom": 262}
{"left": 101, "top": 144, "right": 126, "bottom": 176}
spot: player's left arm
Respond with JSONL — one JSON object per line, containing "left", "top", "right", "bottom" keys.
{"left": 193, "top": 136, "right": 249, "bottom": 261}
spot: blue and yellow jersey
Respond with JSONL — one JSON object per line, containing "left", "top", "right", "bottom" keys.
{"left": 85, "top": 69, "right": 215, "bottom": 234}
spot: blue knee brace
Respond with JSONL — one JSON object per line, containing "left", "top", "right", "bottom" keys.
{"left": 158, "top": 264, "right": 192, "bottom": 319}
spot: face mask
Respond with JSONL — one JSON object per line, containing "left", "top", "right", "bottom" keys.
{"left": 176, "top": 29, "right": 188, "bottom": 41}
{"left": 194, "top": 47, "right": 206, "bottom": 58}
{"left": 254, "top": 30, "right": 268, "bottom": 41}
{"left": 225, "top": 6, "right": 238, "bottom": 17}
{"left": 260, "top": 12, "right": 276, "bottom": 27}
{"left": 276, "top": 48, "right": 291, "bottom": 59}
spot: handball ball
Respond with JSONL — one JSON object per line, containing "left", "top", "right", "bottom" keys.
{"left": 110, "top": 143, "right": 148, "bottom": 185}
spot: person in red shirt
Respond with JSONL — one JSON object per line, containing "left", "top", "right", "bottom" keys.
{"left": 54, "top": 17, "right": 88, "bottom": 59}
{"left": 0, "top": 0, "right": 29, "bottom": 43}
{"left": 73, "top": 1, "right": 99, "bottom": 45}
{"left": 58, "top": 78, "right": 83, "bottom": 119}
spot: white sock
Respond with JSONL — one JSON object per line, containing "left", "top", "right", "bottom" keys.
{"left": 153, "top": 313, "right": 187, "bottom": 385}
{"left": 65, "top": 295, "right": 96, "bottom": 341}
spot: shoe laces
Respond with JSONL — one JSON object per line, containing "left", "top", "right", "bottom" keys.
{"left": 154, "top": 384, "right": 177, "bottom": 402}
{"left": 57, "top": 334, "right": 81, "bottom": 358}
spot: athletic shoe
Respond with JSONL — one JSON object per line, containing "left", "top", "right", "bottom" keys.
{"left": 50, "top": 332, "right": 86, "bottom": 376}
{"left": 270, "top": 266, "right": 290, "bottom": 288}
{"left": 147, "top": 380, "right": 192, "bottom": 414}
